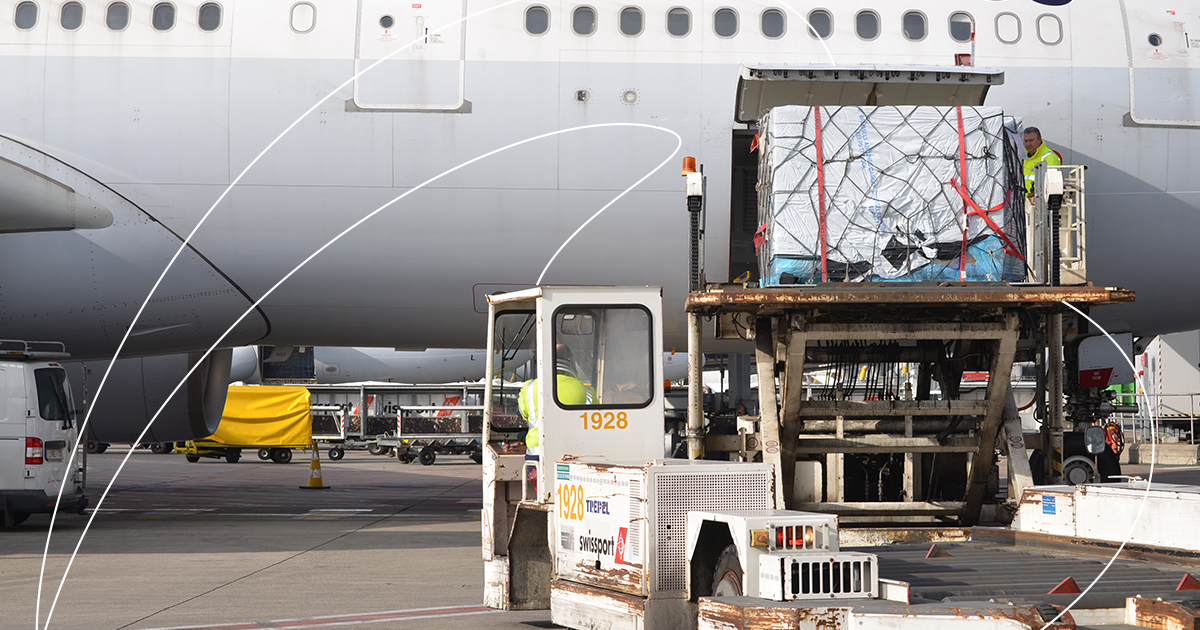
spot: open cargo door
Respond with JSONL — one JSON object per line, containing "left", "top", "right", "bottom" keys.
{"left": 735, "top": 65, "right": 1004, "bottom": 123}
{"left": 353, "top": 0, "right": 468, "bottom": 112}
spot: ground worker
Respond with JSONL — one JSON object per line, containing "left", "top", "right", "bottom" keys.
{"left": 1022, "top": 126, "right": 1061, "bottom": 197}
{"left": 519, "top": 344, "right": 593, "bottom": 458}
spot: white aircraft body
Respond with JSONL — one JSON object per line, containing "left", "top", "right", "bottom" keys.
{"left": 3, "top": 0, "right": 1198, "bottom": 439}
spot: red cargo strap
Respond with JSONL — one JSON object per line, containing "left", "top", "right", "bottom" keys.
{"left": 949, "top": 180, "right": 1026, "bottom": 261}
{"left": 814, "top": 107, "right": 828, "bottom": 282}
{"left": 956, "top": 107, "right": 968, "bottom": 281}
{"left": 753, "top": 222, "right": 768, "bottom": 250}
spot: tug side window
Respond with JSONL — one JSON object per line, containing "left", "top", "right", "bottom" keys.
{"left": 553, "top": 306, "right": 652, "bottom": 408}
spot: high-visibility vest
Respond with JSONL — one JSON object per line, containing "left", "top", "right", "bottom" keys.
{"left": 519, "top": 374, "right": 593, "bottom": 454}
{"left": 1023, "top": 141, "right": 1062, "bottom": 191}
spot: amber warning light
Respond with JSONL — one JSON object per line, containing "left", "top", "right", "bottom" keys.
{"left": 681, "top": 156, "right": 696, "bottom": 175}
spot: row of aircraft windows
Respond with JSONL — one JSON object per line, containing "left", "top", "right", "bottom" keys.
{"left": 524, "top": 6, "right": 1067, "bottom": 46}
{"left": 11, "top": 1, "right": 320, "bottom": 33}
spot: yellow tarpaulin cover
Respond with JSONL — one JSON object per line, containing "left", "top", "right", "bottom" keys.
{"left": 202, "top": 386, "right": 312, "bottom": 447}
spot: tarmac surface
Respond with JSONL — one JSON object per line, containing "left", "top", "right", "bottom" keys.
{"left": 4, "top": 448, "right": 1198, "bottom": 630}
{"left": 2, "top": 446, "right": 551, "bottom": 630}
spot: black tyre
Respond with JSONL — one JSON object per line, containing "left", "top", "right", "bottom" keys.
{"left": 397, "top": 449, "right": 414, "bottom": 464}
{"left": 186, "top": 455, "right": 201, "bottom": 463}
{"left": 225, "top": 450, "right": 241, "bottom": 464}
{"left": 1028, "top": 450, "right": 1046, "bottom": 486}
{"left": 367, "top": 443, "right": 387, "bottom": 456}
{"left": 470, "top": 451, "right": 483, "bottom": 464}
{"left": 150, "top": 443, "right": 171, "bottom": 455}
{"left": 328, "top": 447, "right": 345, "bottom": 461}
{"left": 418, "top": 448, "right": 436, "bottom": 466}
{"left": 271, "top": 448, "right": 293, "bottom": 464}
{"left": 2, "top": 511, "right": 31, "bottom": 528}
{"left": 711, "top": 544, "right": 743, "bottom": 597}
{"left": 258, "top": 448, "right": 271, "bottom": 460}
{"left": 86, "top": 441, "right": 100, "bottom": 454}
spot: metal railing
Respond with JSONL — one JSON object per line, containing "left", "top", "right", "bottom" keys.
{"left": 1029, "top": 164, "right": 1086, "bottom": 285}
{"left": 1112, "top": 392, "right": 1200, "bottom": 445}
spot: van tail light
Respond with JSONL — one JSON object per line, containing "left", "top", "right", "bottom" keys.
{"left": 26, "top": 437, "right": 43, "bottom": 465}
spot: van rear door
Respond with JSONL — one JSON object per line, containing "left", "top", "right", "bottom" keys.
{"left": 0, "top": 364, "right": 26, "bottom": 492}
{"left": 27, "top": 365, "right": 78, "bottom": 496}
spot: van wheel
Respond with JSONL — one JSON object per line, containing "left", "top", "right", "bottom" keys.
{"left": 711, "top": 545, "right": 744, "bottom": 597}
{"left": 225, "top": 450, "right": 241, "bottom": 464}
{"left": 258, "top": 448, "right": 271, "bottom": 460}
{"left": 328, "top": 447, "right": 345, "bottom": 461}
{"left": 271, "top": 449, "right": 293, "bottom": 464}
{"left": 186, "top": 455, "right": 201, "bottom": 463}
{"left": 2, "top": 511, "right": 31, "bottom": 528}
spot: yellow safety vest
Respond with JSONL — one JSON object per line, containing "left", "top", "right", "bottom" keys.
{"left": 519, "top": 375, "right": 592, "bottom": 451}
{"left": 1023, "top": 141, "right": 1061, "bottom": 192}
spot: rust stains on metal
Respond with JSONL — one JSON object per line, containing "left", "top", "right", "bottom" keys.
{"left": 698, "top": 598, "right": 746, "bottom": 630}
{"left": 551, "top": 579, "right": 645, "bottom": 616}
{"left": 988, "top": 604, "right": 1076, "bottom": 629}
{"left": 1129, "top": 597, "right": 1200, "bottom": 630}
{"left": 686, "top": 285, "right": 1134, "bottom": 312}
{"left": 839, "top": 526, "right": 970, "bottom": 547}
{"left": 570, "top": 559, "right": 644, "bottom": 595}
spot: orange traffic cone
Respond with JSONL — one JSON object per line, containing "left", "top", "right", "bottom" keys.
{"left": 300, "top": 443, "right": 329, "bottom": 490}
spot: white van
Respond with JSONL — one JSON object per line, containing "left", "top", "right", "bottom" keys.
{"left": 1, "top": 341, "right": 86, "bottom": 528}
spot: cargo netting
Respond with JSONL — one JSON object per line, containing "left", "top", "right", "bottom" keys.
{"left": 757, "top": 105, "right": 1026, "bottom": 285}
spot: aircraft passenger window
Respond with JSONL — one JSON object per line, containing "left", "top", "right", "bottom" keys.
{"left": 572, "top": 6, "right": 595, "bottom": 36}
{"left": 106, "top": 2, "right": 129, "bottom": 30}
{"left": 1037, "top": 14, "right": 1062, "bottom": 45}
{"left": 995, "top": 12, "right": 1020, "bottom": 44}
{"left": 198, "top": 3, "right": 220, "bottom": 31}
{"left": 620, "top": 7, "right": 642, "bottom": 36}
{"left": 552, "top": 307, "right": 653, "bottom": 408}
{"left": 525, "top": 5, "right": 549, "bottom": 35}
{"left": 761, "top": 8, "right": 784, "bottom": 39}
{"left": 855, "top": 10, "right": 879, "bottom": 40}
{"left": 152, "top": 3, "right": 174, "bottom": 31}
{"left": 290, "top": 2, "right": 315, "bottom": 33}
{"left": 14, "top": 1, "right": 38, "bottom": 30}
{"left": 949, "top": 12, "right": 973, "bottom": 43}
{"left": 902, "top": 11, "right": 925, "bottom": 40}
{"left": 60, "top": 2, "right": 83, "bottom": 30}
{"left": 667, "top": 7, "right": 690, "bottom": 37}
{"left": 713, "top": 8, "right": 737, "bottom": 38}
{"left": 806, "top": 9, "right": 831, "bottom": 39}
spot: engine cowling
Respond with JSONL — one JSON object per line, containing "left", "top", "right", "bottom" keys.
{"left": 64, "top": 349, "right": 233, "bottom": 443}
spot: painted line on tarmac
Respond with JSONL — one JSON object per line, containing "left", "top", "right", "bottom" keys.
{"left": 137, "top": 605, "right": 496, "bottom": 630}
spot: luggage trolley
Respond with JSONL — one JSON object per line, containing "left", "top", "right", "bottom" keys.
{"left": 378, "top": 403, "right": 484, "bottom": 465}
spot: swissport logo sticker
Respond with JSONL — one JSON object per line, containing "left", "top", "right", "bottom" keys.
{"left": 615, "top": 527, "right": 628, "bottom": 565}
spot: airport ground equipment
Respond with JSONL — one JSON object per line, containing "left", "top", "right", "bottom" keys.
{"left": 307, "top": 383, "right": 489, "bottom": 461}
{"left": 0, "top": 340, "right": 87, "bottom": 527}
{"left": 177, "top": 385, "right": 311, "bottom": 464}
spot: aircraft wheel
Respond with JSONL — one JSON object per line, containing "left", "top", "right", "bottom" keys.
{"left": 258, "top": 448, "right": 271, "bottom": 460}
{"left": 225, "top": 450, "right": 241, "bottom": 464}
{"left": 418, "top": 448, "right": 436, "bottom": 466}
{"left": 271, "top": 448, "right": 293, "bottom": 464}
{"left": 185, "top": 455, "right": 201, "bottom": 463}
{"left": 328, "top": 447, "right": 345, "bottom": 461}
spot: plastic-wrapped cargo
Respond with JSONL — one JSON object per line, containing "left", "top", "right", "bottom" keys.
{"left": 757, "top": 105, "right": 1026, "bottom": 285}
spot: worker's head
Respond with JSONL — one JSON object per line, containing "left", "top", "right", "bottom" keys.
{"left": 554, "top": 343, "right": 577, "bottom": 376}
{"left": 555, "top": 343, "right": 573, "bottom": 362}
{"left": 1023, "top": 127, "right": 1042, "bottom": 156}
